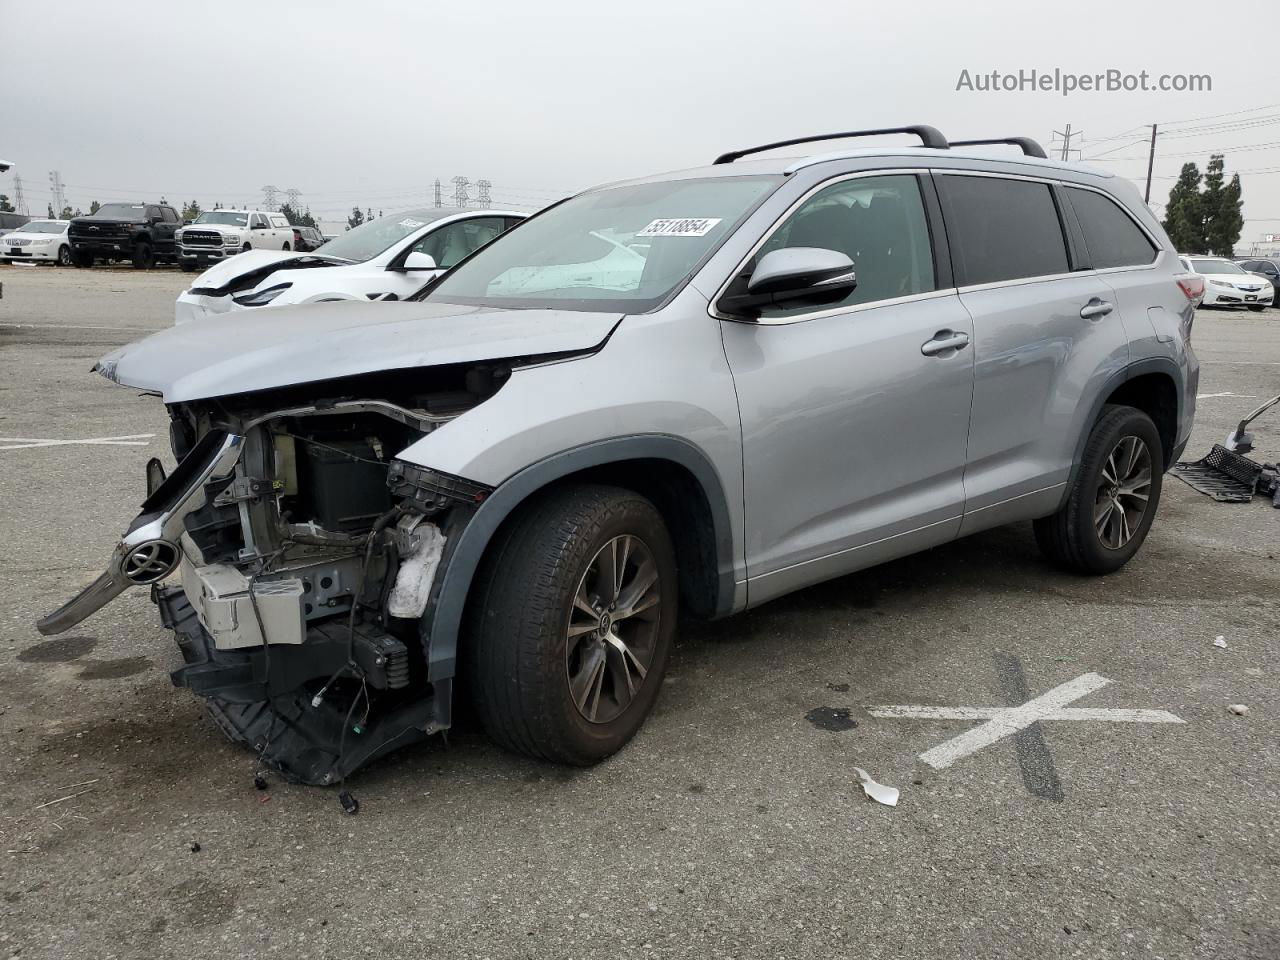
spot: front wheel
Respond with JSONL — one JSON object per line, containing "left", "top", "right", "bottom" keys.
{"left": 57, "top": 245, "right": 72, "bottom": 266}
{"left": 74, "top": 250, "right": 94, "bottom": 268}
{"left": 1034, "top": 404, "right": 1163, "bottom": 574}
{"left": 241, "top": 242, "right": 252, "bottom": 253}
{"left": 1248, "top": 304, "right": 1265, "bottom": 312}
{"left": 131, "top": 243, "right": 154, "bottom": 269}
{"left": 466, "top": 484, "right": 678, "bottom": 765}
{"left": 180, "top": 261, "right": 198, "bottom": 272}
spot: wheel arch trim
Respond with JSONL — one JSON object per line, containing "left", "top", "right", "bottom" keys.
{"left": 423, "top": 434, "right": 738, "bottom": 682}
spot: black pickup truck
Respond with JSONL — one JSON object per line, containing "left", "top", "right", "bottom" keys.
{"left": 68, "top": 202, "right": 181, "bottom": 269}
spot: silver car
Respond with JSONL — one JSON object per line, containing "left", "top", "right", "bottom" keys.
{"left": 37, "top": 126, "right": 1201, "bottom": 787}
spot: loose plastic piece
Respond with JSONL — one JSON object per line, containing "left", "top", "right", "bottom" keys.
{"left": 1228, "top": 704, "right": 1249, "bottom": 716}
{"left": 1214, "top": 636, "right": 1228, "bottom": 649}
{"left": 339, "top": 790, "right": 360, "bottom": 815}
{"left": 386, "top": 516, "right": 446, "bottom": 619}
{"left": 853, "top": 767, "right": 899, "bottom": 807}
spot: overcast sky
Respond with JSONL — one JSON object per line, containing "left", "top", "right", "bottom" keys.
{"left": 5, "top": 0, "right": 1278, "bottom": 244}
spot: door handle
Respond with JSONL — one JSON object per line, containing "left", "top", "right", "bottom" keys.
{"left": 920, "top": 330, "right": 971, "bottom": 356}
{"left": 1080, "top": 298, "right": 1114, "bottom": 320}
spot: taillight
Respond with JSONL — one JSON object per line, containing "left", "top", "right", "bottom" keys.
{"left": 1176, "top": 274, "right": 1205, "bottom": 304}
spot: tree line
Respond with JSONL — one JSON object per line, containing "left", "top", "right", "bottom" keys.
{"left": 1161, "top": 154, "right": 1244, "bottom": 256}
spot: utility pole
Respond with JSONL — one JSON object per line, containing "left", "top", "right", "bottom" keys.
{"left": 433, "top": 178, "right": 442, "bottom": 208}
{"left": 285, "top": 187, "right": 301, "bottom": 210}
{"left": 1052, "top": 124, "right": 1082, "bottom": 162}
{"left": 12, "top": 175, "right": 25, "bottom": 215}
{"left": 1143, "top": 124, "right": 1158, "bottom": 204}
{"left": 260, "top": 184, "right": 279, "bottom": 210}
{"left": 476, "top": 179, "right": 492, "bottom": 206}
{"left": 48, "top": 170, "right": 66, "bottom": 214}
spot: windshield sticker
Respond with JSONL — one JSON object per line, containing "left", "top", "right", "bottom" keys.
{"left": 636, "top": 217, "right": 723, "bottom": 238}
{"left": 398, "top": 218, "right": 426, "bottom": 228}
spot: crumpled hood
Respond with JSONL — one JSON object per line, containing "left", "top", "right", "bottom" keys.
{"left": 95, "top": 300, "right": 621, "bottom": 403}
{"left": 187, "top": 248, "right": 311, "bottom": 290}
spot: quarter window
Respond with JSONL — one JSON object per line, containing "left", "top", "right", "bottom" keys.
{"left": 748, "top": 174, "right": 936, "bottom": 318}
{"left": 940, "top": 175, "right": 1069, "bottom": 285}
{"left": 1065, "top": 187, "right": 1157, "bottom": 269}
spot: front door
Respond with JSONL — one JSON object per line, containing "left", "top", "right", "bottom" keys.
{"left": 719, "top": 172, "right": 975, "bottom": 606}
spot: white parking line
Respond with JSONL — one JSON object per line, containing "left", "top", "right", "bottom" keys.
{"left": 867, "top": 672, "right": 1185, "bottom": 770}
{"left": 0, "top": 434, "right": 154, "bottom": 451}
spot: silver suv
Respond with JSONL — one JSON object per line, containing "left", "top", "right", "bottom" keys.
{"left": 38, "top": 126, "right": 1201, "bottom": 786}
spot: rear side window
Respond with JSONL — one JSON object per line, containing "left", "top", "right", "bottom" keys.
{"left": 1065, "top": 187, "right": 1156, "bottom": 269}
{"left": 940, "top": 175, "right": 1069, "bottom": 285}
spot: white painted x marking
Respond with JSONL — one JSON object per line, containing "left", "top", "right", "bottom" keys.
{"left": 868, "top": 673, "right": 1184, "bottom": 769}
{"left": 0, "top": 434, "right": 154, "bottom": 451}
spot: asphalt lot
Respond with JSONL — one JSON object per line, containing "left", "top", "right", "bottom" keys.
{"left": 1, "top": 265, "right": 1277, "bottom": 960}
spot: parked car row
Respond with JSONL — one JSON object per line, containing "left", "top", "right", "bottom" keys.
{"left": 38, "top": 125, "right": 1204, "bottom": 788}
{"left": 1180, "top": 255, "right": 1276, "bottom": 311}
{"left": 1, "top": 219, "right": 72, "bottom": 265}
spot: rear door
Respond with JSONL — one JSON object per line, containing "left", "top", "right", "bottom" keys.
{"left": 936, "top": 172, "right": 1133, "bottom": 534}
{"left": 719, "top": 172, "right": 975, "bottom": 605}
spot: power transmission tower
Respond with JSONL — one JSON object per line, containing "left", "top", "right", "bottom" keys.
{"left": 285, "top": 188, "right": 302, "bottom": 209}
{"left": 12, "top": 175, "right": 26, "bottom": 215}
{"left": 476, "top": 179, "right": 492, "bottom": 206}
{"left": 433, "top": 178, "right": 442, "bottom": 208}
{"left": 48, "top": 170, "right": 66, "bottom": 214}
{"left": 452, "top": 176, "right": 470, "bottom": 208}
{"left": 260, "top": 184, "right": 279, "bottom": 209}
{"left": 1051, "top": 124, "right": 1082, "bottom": 162}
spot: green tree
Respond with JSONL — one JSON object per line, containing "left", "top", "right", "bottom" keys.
{"left": 47, "top": 203, "right": 55, "bottom": 218}
{"left": 347, "top": 206, "right": 365, "bottom": 229}
{"left": 181, "top": 200, "right": 202, "bottom": 222}
{"left": 0, "top": 194, "right": 14, "bottom": 213}
{"left": 1162, "top": 163, "right": 1205, "bottom": 253}
{"left": 59, "top": 205, "right": 75, "bottom": 220}
{"left": 1203, "top": 156, "right": 1244, "bottom": 256}
{"left": 89, "top": 200, "right": 101, "bottom": 215}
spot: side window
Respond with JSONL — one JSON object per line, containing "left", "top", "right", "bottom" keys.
{"left": 940, "top": 175, "right": 1069, "bottom": 285}
{"left": 161, "top": 207, "right": 178, "bottom": 224}
{"left": 413, "top": 217, "right": 506, "bottom": 269}
{"left": 1065, "top": 187, "right": 1157, "bottom": 269}
{"left": 145, "top": 206, "right": 161, "bottom": 221}
{"left": 748, "top": 174, "right": 936, "bottom": 318}
{"left": 251, "top": 214, "right": 269, "bottom": 229}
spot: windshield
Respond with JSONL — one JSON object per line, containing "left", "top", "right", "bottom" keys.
{"left": 95, "top": 203, "right": 145, "bottom": 218}
{"left": 314, "top": 209, "right": 449, "bottom": 263}
{"left": 194, "top": 211, "right": 250, "bottom": 226}
{"left": 426, "top": 176, "right": 782, "bottom": 312}
{"left": 19, "top": 221, "right": 66, "bottom": 234}
{"left": 1190, "top": 258, "right": 1245, "bottom": 275}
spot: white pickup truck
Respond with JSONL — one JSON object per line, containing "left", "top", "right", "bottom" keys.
{"left": 175, "top": 210, "right": 295, "bottom": 272}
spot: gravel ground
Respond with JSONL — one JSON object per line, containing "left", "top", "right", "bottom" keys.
{"left": 1, "top": 265, "right": 1277, "bottom": 959}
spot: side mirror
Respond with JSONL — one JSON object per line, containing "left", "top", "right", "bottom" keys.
{"left": 401, "top": 251, "right": 438, "bottom": 272}
{"left": 719, "top": 247, "right": 857, "bottom": 317}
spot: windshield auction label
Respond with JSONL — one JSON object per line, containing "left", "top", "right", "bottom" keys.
{"left": 637, "top": 217, "right": 723, "bottom": 238}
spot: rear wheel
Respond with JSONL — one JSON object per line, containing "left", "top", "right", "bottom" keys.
{"left": 466, "top": 484, "right": 677, "bottom": 765}
{"left": 131, "top": 243, "right": 154, "bottom": 269}
{"left": 281, "top": 242, "right": 290, "bottom": 251}
{"left": 1034, "top": 404, "right": 1163, "bottom": 574}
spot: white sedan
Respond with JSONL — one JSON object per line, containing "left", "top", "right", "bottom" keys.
{"left": 174, "top": 208, "right": 524, "bottom": 324}
{"left": 1181, "top": 255, "right": 1275, "bottom": 312}
{"left": 1, "top": 219, "right": 72, "bottom": 266}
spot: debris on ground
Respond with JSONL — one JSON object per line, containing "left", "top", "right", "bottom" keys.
{"left": 805, "top": 706, "right": 858, "bottom": 731}
{"left": 1228, "top": 704, "right": 1249, "bottom": 716}
{"left": 853, "top": 767, "right": 899, "bottom": 807}
{"left": 1174, "top": 393, "right": 1280, "bottom": 504}
{"left": 189, "top": 842, "right": 201, "bottom": 853}
{"left": 1214, "top": 635, "right": 1228, "bottom": 648}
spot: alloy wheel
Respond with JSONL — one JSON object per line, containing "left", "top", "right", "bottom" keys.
{"left": 1094, "top": 435, "right": 1152, "bottom": 549}
{"left": 565, "top": 534, "right": 662, "bottom": 724}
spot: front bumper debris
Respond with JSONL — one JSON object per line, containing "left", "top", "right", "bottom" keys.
{"left": 36, "top": 430, "right": 245, "bottom": 635}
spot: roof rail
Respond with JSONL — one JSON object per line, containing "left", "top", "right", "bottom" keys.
{"left": 950, "top": 137, "right": 1048, "bottom": 159}
{"left": 714, "top": 125, "right": 949, "bottom": 165}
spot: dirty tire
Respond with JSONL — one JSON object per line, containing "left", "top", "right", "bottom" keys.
{"left": 131, "top": 243, "right": 154, "bottom": 270}
{"left": 1034, "top": 404, "right": 1163, "bottom": 575}
{"left": 465, "top": 484, "right": 678, "bottom": 765}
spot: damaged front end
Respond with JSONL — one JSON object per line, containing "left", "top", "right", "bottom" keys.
{"left": 37, "top": 371, "right": 504, "bottom": 786}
